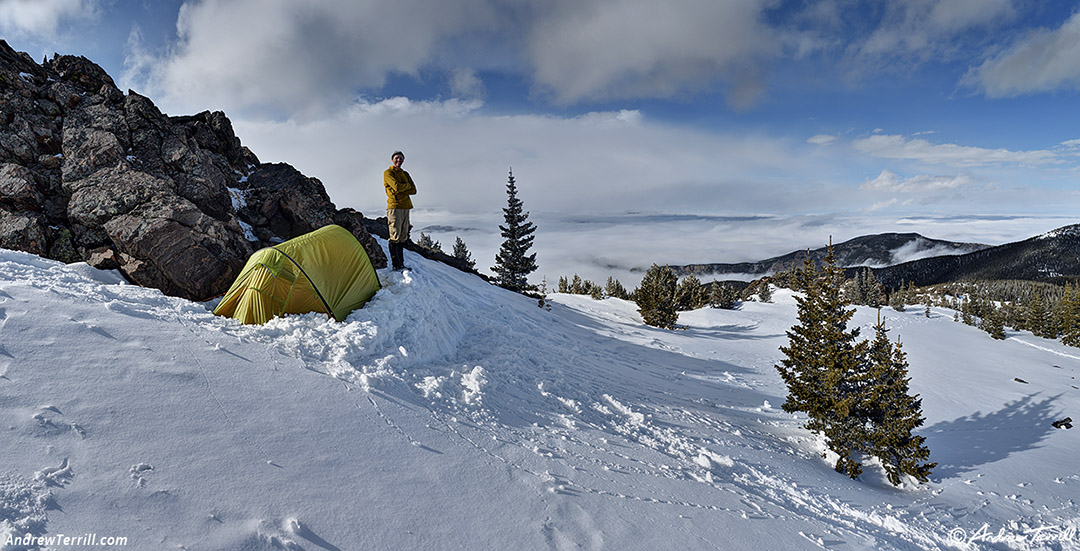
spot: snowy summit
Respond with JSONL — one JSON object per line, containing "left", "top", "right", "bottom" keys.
{"left": 2, "top": 239, "right": 1079, "bottom": 550}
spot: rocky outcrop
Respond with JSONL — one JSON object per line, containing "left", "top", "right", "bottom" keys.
{"left": 0, "top": 40, "right": 386, "bottom": 300}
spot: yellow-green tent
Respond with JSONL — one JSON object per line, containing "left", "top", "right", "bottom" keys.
{"left": 213, "top": 224, "right": 381, "bottom": 324}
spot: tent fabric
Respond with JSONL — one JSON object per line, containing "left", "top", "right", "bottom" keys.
{"left": 213, "top": 225, "right": 381, "bottom": 325}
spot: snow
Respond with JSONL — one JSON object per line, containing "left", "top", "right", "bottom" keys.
{"left": 226, "top": 187, "right": 259, "bottom": 242}
{"left": 1, "top": 242, "right": 1080, "bottom": 550}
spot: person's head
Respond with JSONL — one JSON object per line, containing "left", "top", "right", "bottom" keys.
{"left": 391, "top": 151, "right": 405, "bottom": 168}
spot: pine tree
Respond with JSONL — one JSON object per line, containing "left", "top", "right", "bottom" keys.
{"left": 864, "top": 269, "right": 883, "bottom": 308}
{"left": 1061, "top": 284, "right": 1080, "bottom": 347}
{"left": 758, "top": 282, "right": 773, "bottom": 303}
{"left": 709, "top": 282, "right": 738, "bottom": 310}
{"left": 491, "top": 169, "right": 538, "bottom": 292}
{"left": 605, "top": 276, "right": 629, "bottom": 300}
{"left": 417, "top": 232, "right": 442, "bottom": 253}
{"left": 775, "top": 244, "right": 870, "bottom": 478}
{"left": 570, "top": 274, "right": 584, "bottom": 294}
{"left": 675, "top": 275, "right": 708, "bottom": 311}
{"left": 889, "top": 291, "right": 906, "bottom": 312}
{"left": 635, "top": 264, "right": 679, "bottom": 329}
{"left": 537, "top": 277, "right": 552, "bottom": 311}
{"left": 864, "top": 318, "right": 936, "bottom": 485}
{"left": 557, "top": 276, "right": 569, "bottom": 293}
{"left": 452, "top": 236, "right": 476, "bottom": 269}
{"left": 1027, "top": 292, "right": 1048, "bottom": 337}
{"left": 984, "top": 304, "right": 1007, "bottom": 340}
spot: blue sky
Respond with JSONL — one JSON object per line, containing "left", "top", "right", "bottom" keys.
{"left": 2, "top": 0, "right": 1079, "bottom": 282}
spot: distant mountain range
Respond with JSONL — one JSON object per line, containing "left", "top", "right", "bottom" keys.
{"left": 670, "top": 224, "right": 1080, "bottom": 288}
{"left": 669, "top": 232, "right": 989, "bottom": 278}
{"left": 867, "top": 224, "right": 1080, "bottom": 288}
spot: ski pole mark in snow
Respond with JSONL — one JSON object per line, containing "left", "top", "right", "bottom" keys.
{"left": 1011, "top": 338, "right": 1080, "bottom": 360}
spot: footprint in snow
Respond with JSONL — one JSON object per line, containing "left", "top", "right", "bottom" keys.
{"left": 129, "top": 464, "right": 153, "bottom": 487}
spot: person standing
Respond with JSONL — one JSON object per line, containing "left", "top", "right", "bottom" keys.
{"left": 384, "top": 150, "right": 416, "bottom": 270}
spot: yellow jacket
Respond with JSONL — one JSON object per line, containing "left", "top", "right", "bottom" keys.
{"left": 384, "top": 167, "right": 416, "bottom": 209}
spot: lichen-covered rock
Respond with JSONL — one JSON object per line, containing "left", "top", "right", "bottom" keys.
{"left": 103, "top": 196, "right": 252, "bottom": 299}
{"left": 0, "top": 208, "right": 48, "bottom": 256}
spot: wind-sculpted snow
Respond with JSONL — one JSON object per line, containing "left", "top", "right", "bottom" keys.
{"left": 2, "top": 243, "right": 1080, "bottom": 550}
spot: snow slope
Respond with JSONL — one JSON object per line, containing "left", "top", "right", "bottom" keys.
{"left": 1, "top": 242, "right": 1078, "bottom": 550}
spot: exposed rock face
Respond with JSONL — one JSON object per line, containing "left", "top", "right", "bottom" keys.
{"left": 0, "top": 40, "right": 386, "bottom": 300}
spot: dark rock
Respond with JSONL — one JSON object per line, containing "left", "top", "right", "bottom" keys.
{"left": 0, "top": 163, "right": 44, "bottom": 208}
{"left": 103, "top": 196, "right": 252, "bottom": 299}
{"left": 1052, "top": 417, "right": 1072, "bottom": 429}
{"left": 334, "top": 208, "right": 388, "bottom": 269}
{"left": 236, "top": 163, "right": 336, "bottom": 240}
{"left": 0, "top": 41, "right": 389, "bottom": 301}
{"left": 1014, "top": 377, "right": 1028, "bottom": 384}
{"left": 0, "top": 207, "right": 48, "bottom": 255}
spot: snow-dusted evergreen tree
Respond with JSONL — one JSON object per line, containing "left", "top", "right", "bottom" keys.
{"left": 1027, "top": 292, "right": 1048, "bottom": 337}
{"left": 452, "top": 236, "right": 475, "bottom": 270}
{"left": 864, "top": 318, "right": 936, "bottom": 485}
{"left": 605, "top": 276, "right": 629, "bottom": 300}
{"left": 635, "top": 264, "right": 679, "bottom": 329}
{"left": 775, "top": 245, "right": 870, "bottom": 479}
{"left": 709, "top": 282, "right": 739, "bottom": 310}
{"left": 675, "top": 275, "right": 708, "bottom": 311}
{"left": 863, "top": 269, "right": 883, "bottom": 308}
{"left": 758, "top": 282, "right": 773, "bottom": 303}
{"left": 1061, "top": 284, "right": 1080, "bottom": 347}
{"left": 417, "top": 232, "right": 442, "bottom": 253}
{"left": 984, "top": 304, "right": 1007, "bottom": 340}
{"left": 889, "top": 289, "right": 906, "bottom": 312}
{"left": 491, "top": 169, "right": 538, "bottom": 292}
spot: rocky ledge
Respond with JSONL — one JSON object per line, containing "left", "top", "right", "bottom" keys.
{"left": 0, "top": 40, "right": 386, "bottom": 301}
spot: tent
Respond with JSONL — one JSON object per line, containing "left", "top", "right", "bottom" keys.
{"left": 213, "top": 224, "right": 381, "bottom": 324}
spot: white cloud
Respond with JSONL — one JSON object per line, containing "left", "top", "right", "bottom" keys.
{"left": 807, "top": 134, "right": 837, "bottom": 146}
{"left": 0, "top": 0, "right": 100, "bottom": 38}
{"left": 525, "top": 0, "right": 779, "bottom": 107}
{"left": 123, "top": 0, "right": 786, "bottom": 116}
{"left": 852, "top": 134, "right": 1061, "bottom": 167}
{"left": 450, "top": 68, "right": 485, "bottom": 99}
{"left": 861, "top": 169, "right": 975, "bottom": 192}
{"left": 231, "top": 97, "right": 854, "bottom": 219}
{"left": 865, "top": 198, "right": 898, "bottom": 212}
{"left": 964, "top": 10, "right": 1080, "bottom": 97}
{"left": 127, "top": 0, "right": 499, "bottom": 117}
{"left": 856, "top": 0, "right": 1018, "bottom": 60}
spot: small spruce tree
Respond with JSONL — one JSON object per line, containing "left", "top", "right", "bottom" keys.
{"left": 570, "top": 274, "right": 584, "bottom": 294}
{"left": 417, "top": 232, "right": 442, "bottom": 253}
{"left": 758, "top": 282, "right": 773, "bottom": 303}
{"left": 452, "top": 236, "right": 476, "bottom": 269}
{"left": 635, "top": 264, "right": 679, "bottom": 329}
{"left": 1061, "top": 284, "right": 1080, "bottom": 347}
{"left": 778, "top": 245, "right": 934, "bottom": 485}
{"left": 889, "top": 291, "right": 906, "bottom": 312}
{"left": 775, "top": 245, "right": 870, "bottom": 478}
{"left": 710, "top": 282, "right": 739, "bottom": 310}
{"left": 675, "top": 275, "right": 708, "bottom": 311}
{"left": 864, "top": 317, "right": 936, "bottom": 485}
{"left": 605, "top": 276, "right": 629, "bottom": 300}
{"left": 491, "top": 169, "right": 538, "bottom": 292}
{"left": 984, "top": 305, "right": 1007, "bottom": 340}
